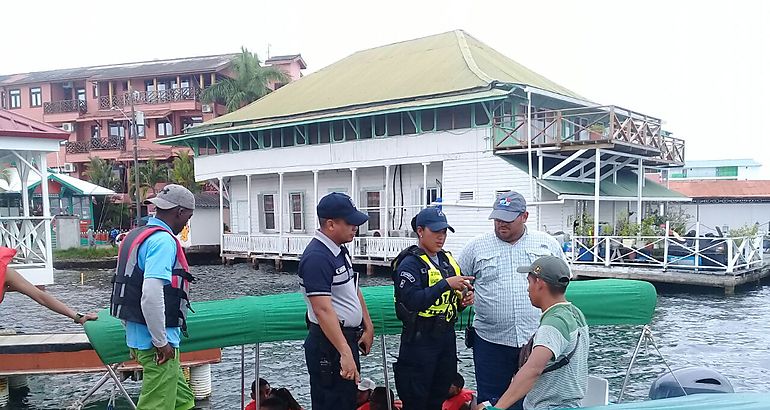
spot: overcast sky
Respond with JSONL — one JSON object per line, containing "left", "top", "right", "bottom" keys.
{"left": 3, "top": 1, "right": 768, "bottom": 172}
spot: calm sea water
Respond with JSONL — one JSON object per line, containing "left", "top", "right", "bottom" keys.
{"left": 2, "top": 263, "right": 769, "bottom": 409}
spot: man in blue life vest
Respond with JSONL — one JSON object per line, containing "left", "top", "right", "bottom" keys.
{"left": 110, "top": 184, "right": 196, "bottom": 410}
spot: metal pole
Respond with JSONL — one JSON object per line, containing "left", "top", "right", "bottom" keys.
{"left": 106, "top": 364, "right": 136, "bottom": 409}
{"left": 593, "top": 149, "right": 601, "bottom": 263}
{"left": 527, "top": 91, "right": 534, "bottom": 202}
{"left": 255, "top": 343, "right": 261, "bottom": 409}
{"left": 379, "top": 335, "right": 393, "bottom": 410}
{"left": 241, "top": 345, "right": 246, "bottom": 410}
{"left": 130, "top": 91, "right": 141, "bottom": 225}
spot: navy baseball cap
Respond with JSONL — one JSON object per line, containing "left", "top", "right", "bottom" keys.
{"left": 317, "top": 192, "right": 369, "bottom": 226}
{"left": 489, "top": 191, "right": 527, "bottom": 222}
{"left": 415, "top": 207, "right": 455, "bottom": 233}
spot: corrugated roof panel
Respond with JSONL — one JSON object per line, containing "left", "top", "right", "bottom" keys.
{"left": 203, "top": 30, "right": 580, "bottom": 128}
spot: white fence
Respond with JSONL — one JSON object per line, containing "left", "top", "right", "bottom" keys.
{"left": 222, "top": 233, "right": 417, "bottom": 260}
{"left": 0, "top": 217, "right": 51, "bottom": 267}
{"left": 570, "top": 233, "right": 765, "bottom": 274}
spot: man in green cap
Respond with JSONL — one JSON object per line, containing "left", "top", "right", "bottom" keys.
{"left": 478, "top": 256, "right": 588, "bottom": 410}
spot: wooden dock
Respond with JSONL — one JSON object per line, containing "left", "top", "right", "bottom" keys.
{"left": 572, "top": 258, "right": 770, "bottom": 295}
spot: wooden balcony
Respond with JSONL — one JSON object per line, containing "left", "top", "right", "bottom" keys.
{"left": 43, "top": 99, "right": 87, "bottom": 115}
{"left": 99, "top": 87, "right": 201, "bottom": 110}
{"left": 492, "top": 105, "right": 685, "bottom": 165}
{"left": 65, "top": 136, "right": 125, "bottom": 154}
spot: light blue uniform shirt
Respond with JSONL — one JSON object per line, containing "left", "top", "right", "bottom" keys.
{"left": 125, "top": 217, "right": 182, "bottom": 349}
{"left": 457, "top": 228, "right": 566, "bottom": 347}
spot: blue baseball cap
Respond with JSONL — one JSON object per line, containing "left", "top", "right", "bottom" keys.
{"left": 317, "top": 192, "right": 369, "bottom": 226}
{"left": 415, "top": 207, "right": 455, "bottom": 233}
{"left": 489, "top": 191, "right": 527, "bottom": 222}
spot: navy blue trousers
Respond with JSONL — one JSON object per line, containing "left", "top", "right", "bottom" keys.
{"left": 472, "top": 329, "right": 524, "bottom": 410}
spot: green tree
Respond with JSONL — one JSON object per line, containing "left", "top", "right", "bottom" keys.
{"left": 201, "top": 47, "right": 288, "bottom": 113}
{"left": 139, "top": 157, "right": 168, "bottom": 195}
{"left": 169, "top": 151, "right": 202, "bottom": 193}
{"left": 85, "top": 157, "right": 120, "bottom": 191}
{"left": 0, "top": 167, "right": 13, "bottom": 193}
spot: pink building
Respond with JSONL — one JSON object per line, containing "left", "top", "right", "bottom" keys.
{"left": 0, "top": 53, "right": 305, "bottom": 189}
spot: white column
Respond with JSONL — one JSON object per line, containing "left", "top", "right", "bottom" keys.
{"left": 384, "top": 165, "right": 390, "bottom": 239}
{"left": 422, "top": 162, "right": 429, "bottom": 208}
{"left": 350, "top": 168, "right": 358, "bottom": 207}
{"left": 218, "top": 177, "right": 224, "bottom": 256}
{"left": 593, "top": 149, "right": 601, "bottom": 257}
{"left": 39, "top": 153, "right": 53, "bottom": 273}
{"left": 636, "top": 158, "right": 643, "bottom": 226}
{"left": 527, "top": 91, "right": 535, "bottom": 202}
{"left": 313, "top": 170, "right": 319, "bottom": 229}
{"left": 278, "top": 172, "right": 284, "bottom": 256}
{"left": 20, "top": 157, "right": 30, "bottom": 218}
{"left": 247, "top": 174, "right": 252, "bottom": 238}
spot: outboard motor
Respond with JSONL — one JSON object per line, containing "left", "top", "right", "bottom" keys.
{"left": 649, "top": 367, "right": 733, "bottom": 400}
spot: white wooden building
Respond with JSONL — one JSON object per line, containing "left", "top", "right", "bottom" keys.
{"left": 159, "top": 30, "right": 688, "bottom": 265}
{"left": 0, "top": 110, "right": 69, "bottom": 284}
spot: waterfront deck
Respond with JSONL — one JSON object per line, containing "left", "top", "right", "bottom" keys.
{"left": 573, "top": 261, "right": 770, "bottom": 295}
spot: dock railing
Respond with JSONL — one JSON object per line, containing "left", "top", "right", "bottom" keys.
{"left": 570, "top": 231, "right": 765, "bottom": 274}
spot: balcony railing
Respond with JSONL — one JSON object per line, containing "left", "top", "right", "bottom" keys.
{"left": 0, "top": 217, "right": 51, "bottom": 267}
{"left": 99, "top": 87, "right": 202, "bottom": 109}
{"left": 222, "top": 233, "right": 417, "bottom": 260}
{"left": 43, "top": 99, "right": 87, "bottom": 115}
{"left": 66, "top": 136, "right": 125, "bottom": 154}
{"left": 492, "top": 105, "right": 685, "bottom": 164}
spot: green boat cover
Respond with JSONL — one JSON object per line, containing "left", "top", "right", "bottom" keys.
{"left": 584, "top": 392, "right": 770, "bottom": 409}
{"left": 85, "top": 279, "right": 655, "bottom": 365}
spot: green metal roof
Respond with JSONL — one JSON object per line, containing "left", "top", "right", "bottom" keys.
{"left": 162, "top": 30, "right": 581, "bottom": 144}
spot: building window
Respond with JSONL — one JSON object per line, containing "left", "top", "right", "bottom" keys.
{"left": 136, "top": 121, "right": 146, "bottom": 139}
{"left": 420, "top": 187, "right": 439, "bottom": 205}
{"left": 30, "top": 87, "right": 42, "bottom": 107}
{"left": 157, "top": 120, "right": 173, "bottom": 137}
{"left": 1, "top": 91, "right": 5, "bottom": 109}
{"left": 366, "top": 191, "right": 381, "bottom": 231}
{"left": 716, "top": 166, "right": 738, "bottom": 178}
{"left": 91, "top": 125, "right": 100, "bottom": 138}
{"left": 92, "top": 82, "right": 99, "bottom": 98}
{"left": 289, "top": 192, "right": 304, "bottom": 232}
{"left": 182, "top": 117, "right": 203, "bottom": 131}
{"left": 9, "top": 89, "right": 21, "bottom": 109}
{"left": 263, "top": 195, "right": 276, "bottom": 230}
{"left": 108, "top": 122, "right": 125, "bottom": 138}
{"left": 76, "top": 88, "right": 86, "bottom": 101}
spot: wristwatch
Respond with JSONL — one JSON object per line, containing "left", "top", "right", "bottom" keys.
{"left": 74, "top": 312, "right": 85, "bottom": 324}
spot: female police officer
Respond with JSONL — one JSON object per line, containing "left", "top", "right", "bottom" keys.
{"left": 392, "top": 207, "right": 474, "bottom": 410}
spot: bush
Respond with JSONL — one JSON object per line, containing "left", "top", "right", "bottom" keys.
{"left": 53, "top": 247, "right": 118, "bottom": 260}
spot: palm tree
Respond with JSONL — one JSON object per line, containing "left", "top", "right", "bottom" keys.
{"left": 0, "top": 168, "right": 13, "bottom": 193}
{"left": 85, "top": 157, "right": 120, "bottom": 191}
{"left": 169, "top": 151, "right": 202, "bottom": 193}
{"left": 139, "top": 157, "right": 168, "bottom": 195}
{"left": 201, "top": 46, "right": 288, "bottom": 113}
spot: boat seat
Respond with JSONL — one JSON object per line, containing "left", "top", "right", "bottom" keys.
{"left": 580, "top": 375, "right": 609, "bottom": 407}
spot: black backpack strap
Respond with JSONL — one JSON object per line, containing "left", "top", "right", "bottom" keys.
{"left": 542, "top": 332, "right": 581, "bottom": 374}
